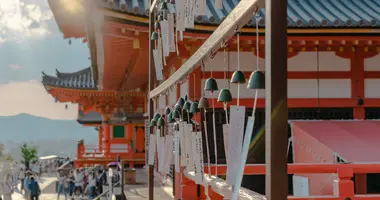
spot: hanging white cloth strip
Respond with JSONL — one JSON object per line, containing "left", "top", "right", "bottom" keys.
{"left": 196, "top": 0, "right": 206, "bottom": 16}
{"left": 222, "top": 124, "right": 229, "bottom": 165}
{"left": 203, "top": 120, "right": 211, "bottom": 177}
{"left": 148, "top": 132, "right": 157, "bottom": 165}
{"left": 197, "top": 132, "right": 205, "bottom": 184}
{"left": 215, "top": 0, "right": 223, "bottom": 9}
{"left": 167, "top": 14, "right": 176, "bottom": 53}
{"left": 161, "top": 134, "right": 174, "bottom": 174}
{"left": 226, "top": 106, "right": 245, "bottom": 185}
{"left": 160, "top": 20, "right": 170, "bottom": 57}
{"left": 192, "top": 132, "right": 201, "bottom": 184}
{"left": 157, "top": 130, "right": 166, "bottom": 172}
{"left": 186, "top": 125, "right": 194, "bottom": 172}
{"left": 212, "top": 111, "right": 218, "bottom": 176}
{"left": 176, "top": 0, "right": 186, "bottom": 32}
{"left": 184, "top": 0, "right": 195, "bottom": 28}
{"left": 174, "top": 130, "right": 181, "bottom": 172}
{"left": 153, "top": 49, "right": 164, "bottom": 80}
{"left": 232, "top": 19, "right": 261, "bottom": 200}
{"left": 179, "top": 122, "right": 187, "bottom": 166}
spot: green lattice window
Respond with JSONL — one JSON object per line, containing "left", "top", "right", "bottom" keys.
{"left": 113, "top": 126, "right": 125, "bottom": 138}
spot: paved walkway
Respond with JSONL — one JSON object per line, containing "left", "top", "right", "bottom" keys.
{"left": 124, "top": 168, "right": 174, "bottom": 200}
{"left": 12, "top": 177, "right": 58, "bottom": 200}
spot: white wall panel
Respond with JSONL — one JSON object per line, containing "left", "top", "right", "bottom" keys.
{"left": 180, "top": 80, "right": 189, "bottom": 98}
{"left": 365, "top": 79, "right": 380, "bottom": 98}
{"left": 205, "top": 52, "right": 265, "bottom": 72}
{"left": 319, "top": 79, "right": 351, "bottom": 98}
{"left": 206, "top": 52, "right": 350, "bottom": 72}
{"left": 288, "top": 79, "right": 318, "bottom": 98}
{"left": 364, "top": 54, "right": 380, "bottom": 71}
{"left": 158, "top": 95, "right": 166, "bottom": 109}
{"left": 202, "top": 79, "right": 351, "bottom": 99}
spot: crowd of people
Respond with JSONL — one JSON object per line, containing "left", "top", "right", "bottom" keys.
{"left": 1, "top": 160, "right": 122, "bottom": 200}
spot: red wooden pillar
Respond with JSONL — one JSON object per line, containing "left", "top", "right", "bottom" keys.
{"left": 103, "top": 120, "right": 111, "bottom": 157}
{"left": 337, "top": 167, "right": 354, "bottom": 198}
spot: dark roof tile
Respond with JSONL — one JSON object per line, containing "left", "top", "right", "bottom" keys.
{"left": 42, "top": 67, "right": 96, "bottom": 90}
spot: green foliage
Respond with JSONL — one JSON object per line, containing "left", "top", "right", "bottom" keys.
{"left": 20, "top": 143, "right": 38, "bottom": 169}
{"left": 5, "top": 155, "right": 13, "bottom": 161}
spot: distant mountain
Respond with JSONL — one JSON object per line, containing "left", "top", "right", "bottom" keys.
{"left": 0, "top": 114, "right": 98, "bottom": 160}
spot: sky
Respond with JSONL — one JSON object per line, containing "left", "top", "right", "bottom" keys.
{"left": 0, "top": 0, "right": 90, "bottom": 120}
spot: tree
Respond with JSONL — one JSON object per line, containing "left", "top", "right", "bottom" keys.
{"left": 20, "top": 143, "right": 38, "bottom": 170}
{"left": 0, "top": 143, "right": 4, "bottom": 157}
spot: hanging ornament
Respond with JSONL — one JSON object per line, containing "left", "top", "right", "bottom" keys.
{"left": 232, "top": 17, "right": 265, "bottom": 200}
{"left": 167, "top": 112, "right": 175, "bottom": 123}
{"left": 165, "top": 107, "right": 171, "bottom": 115}
{"left": 217, "top": 89, "right": 232, "bottom": 103}
{"left": 174, "top": 103, "right": 182, "bottom": 112}
{"left": 182, "top": 101, "right": 191, "bottom": 111}
{"left": 247, "top": 71, "right": 265, "bottom": 89}
{"left": 230, "top": 70, "right": 246, "bottom": 84}
{"left": 169, "top": 0, "right": 175, "bottom": 4}
{"left": 177, "top": 97, "right": 185, "bottom": 107}
{"left": 153, "top": 113, "right": 161, "bottom": 122}
{"left": 151, "top": 31, "right": 159, "bottom": 41}
{"left": 68, "top": 40, "right": 71, "bottom": 45}
{"left": 150, "top": 119, "right": 157, "bottom": 127}
{"left": 65, "top": 104, "right": 68, "bottom": 110}
{"left": 190, "top": 102, "right": 200, "bottom": 114}
{"left": 204, "top": 78, "right": 218, "bottom": 91}
{"left": 155, "top": 22, "right": 161, "bottom": 30}
{"left": 158, "top": 14, "right": 164, "bottom": 21}
{"left": 157, "top": 116, "right": 165, "bottom": 127}
{"left": 172, "top": 110, "right": 181, "bottom": 120}
{"left": 160, "top": 1, "right": 168, "bottom": 10}
{"left": 198, "top": 97, "right": 210, "bottom": 110}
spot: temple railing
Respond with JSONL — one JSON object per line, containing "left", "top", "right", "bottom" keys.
{"left": 183, "top": 163, "right": 380, "bottom": 200}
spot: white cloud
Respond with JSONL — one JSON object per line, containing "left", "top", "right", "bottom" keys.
{"left": 0, "top": 80, "right": 78, "bottom": 120}
{"left": 8, "top": 64, "right": 24, "bottom": 70}
{"left": 0, "top": 0, "right": 53, "bottom": 42}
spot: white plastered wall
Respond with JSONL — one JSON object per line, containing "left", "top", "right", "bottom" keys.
{"left": 203, "top": 52, "right": 351, "bottom": 99}
{"left": 364, "top": 54, "right": 380, "bottom": 98}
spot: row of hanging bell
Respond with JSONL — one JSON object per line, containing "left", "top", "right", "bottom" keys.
{"left": 203, "top": 70, "right": 265, "bottom": 104}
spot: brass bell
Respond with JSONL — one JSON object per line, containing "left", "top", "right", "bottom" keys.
{"left": 198, "top": 97, "right": 210, "bottom": 110}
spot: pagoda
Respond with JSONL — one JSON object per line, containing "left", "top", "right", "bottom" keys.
{"left": 43, "top": 0, "right": 380, "bottom": 199}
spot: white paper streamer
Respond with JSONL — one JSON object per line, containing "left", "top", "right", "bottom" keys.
{"left": 197, "top": 132, "right": 205, "bottom": 184}
{"left": 153, "top": 49, "right": 163, "bottom": 80}
{"left": 215, "top": 0, "right": 223, "bottom": 9}
{"left": 179, "top": 122, "right": 187, "bottom": 166}
{"left": 184, "top": 0, "right": 195, "bottom": 28}
{"left": 148, "top": 133, "right": 157, "bottom": 165}
{"left": 175, "top": 131, "right": 180, "bottom": 172}
{"left": 186, "top": 125, "right": 194, "bottom": 171}
{"left": 192, "top": 132, "right": 201, "bottom": 184}
{"left": 176, "top": 0, "right": 186, "bottom": 31}
{"left": 167, "top": 14, "right": 176, "bottom": 53}
{"left": 222, "top": 124, "right": 229, "bottom": 165}
{"left": 161, "top": 134, "right": 173, "bottom": 174}
{"left": 195, "top": 0, "right": 206, "bottom": 16}
{"left": 226, "top": 106, "right": 245, "bottom": 185}
{"left": 157, "top": 130, "right": 166, "bottom": 171}
{"left": 160, "top": 20, "right": 169, "bottom": 57}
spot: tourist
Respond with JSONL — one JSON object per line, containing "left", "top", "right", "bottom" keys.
{"left": 74, "top": 170, "right": 84, "bottom": 196}
{"left": 57, "top": 172, "right": 68, "bottom": 200}
{"left": 19, "top": 168, "right": 25, "bottom": 193}
{"left": 67, "top": 171, "right": 75, "bottom": 197}
{"left": 1, "top": 174, "right": 13, "bottom": 200}
{"left": 28, "top": 177, "right": 41, "bottom": 200}
{"left": 85, "top": 171, "right": 96, "bottom": 199}
{"left": 24, "top": 172, "right": 31, "bottom": 200}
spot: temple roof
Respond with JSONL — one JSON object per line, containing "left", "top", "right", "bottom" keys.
{"left": 101, "top": 0, "right": 380, "bottom": 28}
{"left": 42, "top": 67, "right": 97, "bottom": 90}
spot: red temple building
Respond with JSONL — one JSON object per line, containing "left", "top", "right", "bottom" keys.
{"left": 43, "top": 0, "right": 380, "bottom": 199}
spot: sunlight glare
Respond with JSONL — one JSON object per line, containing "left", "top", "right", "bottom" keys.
{"left": 60, "top": 0, "right": 84, "bottom": 13}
